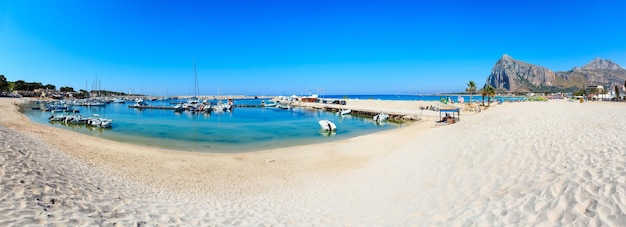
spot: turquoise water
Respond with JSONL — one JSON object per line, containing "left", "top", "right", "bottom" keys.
{"left": 21, "top": 95, "right": 525, "bottom": 152}
{"left": 20, "top": 99, "right": 401, "bottom": 152}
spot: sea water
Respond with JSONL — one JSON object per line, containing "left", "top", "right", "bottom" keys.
{"left": 20, "top": 99, "right": 401, "bottom": 153}
{"left": 20, "top": 95, "right": 526, "bottom": 152}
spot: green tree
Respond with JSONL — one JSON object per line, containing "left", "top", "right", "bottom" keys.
{"left": 14, "top": 80, "right": 26, "bottom": 91}
{"left": 28, "top": 82, "right": 44, "bottom": 91}
{"left": 479, "top": 86, "right": 487, "bottom": 106}
{"left": 0, "top": 75, "right": 8, "bottom": 91}
{"left": 466, "top": 81, "right": 477, "bottom": 105}
{"left": 485, "top": 85, "right": 496, "bottom": 106}
{"left": 616, "top": 85, "right": 621, "bottom": 102}
{"left": 45, "top": 84, "right": 56, "bottom": 90}
{"left": 573, "top": 89, "right": 586, "bottom": 96}
{"left": 60, "top": 86, "right": 75, "bottom": 92}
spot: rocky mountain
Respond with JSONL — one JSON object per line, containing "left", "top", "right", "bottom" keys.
{"left": 485, "top": 54, "right": 626, "bottom": 92}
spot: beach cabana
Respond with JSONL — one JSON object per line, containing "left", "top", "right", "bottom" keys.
{"left": 439, "top": 107, "right": 460, "bottom": 124}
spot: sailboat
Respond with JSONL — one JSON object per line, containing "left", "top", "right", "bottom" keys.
{"left": 181, "top": 57, "right": 204, "bottom": 112}
{"left": 212, "top": 82, "right": 233, "bottom": 112}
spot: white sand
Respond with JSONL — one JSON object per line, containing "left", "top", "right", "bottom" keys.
{"left": 1, "top": 98, "right": 625, "bottom": 225}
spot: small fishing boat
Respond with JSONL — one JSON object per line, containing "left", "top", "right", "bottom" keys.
{"left": 133, "top": 99, "right": 148, "bottom": 107}
{"left": 261, "top": 100, "right": 277, "bottom": 107}
{"left": 276, "top": 103, "right": 291, "bottom": 110}
{"left": 173, "top": 103, "right": 185, "bottom": 113}
{"left": 336, "top": 109, "right": 351, "bottom": 116}
{"left": 373, "top": 112, "right": 389, "bottom": 122}
{"left": 86, "top": 114, "right": 113, "bottom": 128}
{"left": 49, "top": 114, "right": 68, "bottom": 121}
{"left": 318, "top": 120, "right": 337, "bottom": 131}
{"left": 66, "top": 115, "right": 88, "bottom": 124}
{"left": 112, "top": 98, "right": 126, "bottom": 103}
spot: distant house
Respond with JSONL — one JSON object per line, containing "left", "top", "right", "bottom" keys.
{"left": 586, "top": 85, "right": 606, "bottom": 100}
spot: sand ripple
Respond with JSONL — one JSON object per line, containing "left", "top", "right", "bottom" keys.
{"left": 2, "top": 99, "right": 626, "bottom": 225}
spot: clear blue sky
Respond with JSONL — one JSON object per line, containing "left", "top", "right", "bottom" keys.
{"left": 1, "top": 0, "right": 625, "bottom": 96}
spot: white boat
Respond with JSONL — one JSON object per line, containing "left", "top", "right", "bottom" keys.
{"left": 336, "top": 109, "right": 351, "bottom": 116}
{"left": 261, "top": 100, "right": 277, "bottom": 107}
{"left": 86, "top": 117, "right": 113, "bottom": 128}
{"left": 84, "top": 114, "right": 112, "bottom": 128}
{"left": 66, "top": 115, "right": 88, "bottom": 124}
{"left": 318, "top": 120, "right": 337, "bottom": 131}
{"left": 183, "top": 98, "right": 200, "bottom": 110}
{"left": 173, "top": 103, "right": 185, "bottom": 112}
{"left": 133, "top": 99, "right": 148, "bottom": 107}
{"left": 276, "top": 103, "right": 291, "bottom": 109}
{"left": 373, "top": 112, "right": 389, "bottom": 122}
{"left": 48, "top": 113, "right": 68, "bottom": 121}
{"left": 211, "top": 100, "right": 233, "bottom": 112}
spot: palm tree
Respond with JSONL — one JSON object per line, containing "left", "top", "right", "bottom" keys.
{"left": 466, "top": 81, "right": 477, "bottom": 105}
{"left": 479, "top": 86, "right": 487, "bottom": 106}
{"left": 485, "top": 85, "right": 496, "bottom": 106}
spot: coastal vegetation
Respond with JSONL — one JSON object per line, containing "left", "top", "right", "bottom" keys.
{"left": 479, "top": 85, "right": 496, "bottom": 106}
{"left": 573, "top": 89, "right": 586, "bottom": 97}
{"left": 0, "top": 74, "right": 135, "bottom": 98}
{"left": 465, "top": 81, "right": 477, "bottom": 104}
{"left": 0, "top": 75, "right": 8, "bottom": 91}
{"left": 527, "top": 96, "right": 549, "bottom": 102}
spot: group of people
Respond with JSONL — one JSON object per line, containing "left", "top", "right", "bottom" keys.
{"left": 420, "top": 105, "right": 439, "bottom": 111}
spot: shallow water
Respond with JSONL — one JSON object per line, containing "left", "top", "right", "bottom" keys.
{"left": 20, "top": 99, "right": 401, "bottom": 153}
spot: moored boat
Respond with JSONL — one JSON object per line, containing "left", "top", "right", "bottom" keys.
{"left": 86, "top": 117, "right": 113, "bottom": 128}
{"left": 373, "top": 112, "right": 389, "bottom": 122}
{"left": 261, "top": 100, "right": 277, "bottom": 107}
{"left": 318, "top": 120, "right": 337, "bottom": 131}
{"left": 336, "top": 109, "right": 351, "bottom": 116}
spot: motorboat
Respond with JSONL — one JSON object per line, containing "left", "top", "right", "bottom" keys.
{"left": 318, "top": 120, "right": 337, "bottom": 131}
{"left": 276, "top": 103, "right": 291, "bottom": 110}
{"left": 261, "top": 100, "right": 277, "bottom": 107}
{"left": 66, "top": 115, "right": 88, "bottom": 124}
{"left": 49, "top": 114, "right": 68, "bottom": 121}
{"left": 133, "top": 99, "right": 148, "bottom": 107}
{"left": 336, "top": 109, "right": 351, "bottom": 116}
{"left": 86, "top": 117, "right": 113, "bottom": 128}
{"left": 84, "top": 114, "right": 113, "bottom": 128}
{"left": 173, "top": 103, "right": 185, "bottom": 113}
{"left": 373, "top": 112, "right": 389, "bottom": 122}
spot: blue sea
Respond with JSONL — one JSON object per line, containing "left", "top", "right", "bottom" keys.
{"left": 19, "top": 95, "right": 523, "bottom": 153}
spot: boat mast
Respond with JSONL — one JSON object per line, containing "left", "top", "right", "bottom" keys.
{"left": 193, "top": 57, "right": 200, "bottom": 99}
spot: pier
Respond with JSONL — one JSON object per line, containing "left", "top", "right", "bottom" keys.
{"left": 128, "top": 105, "right": 178, "bottom": 110}
{"left": 293, "top": 102, "right": 423, "bottom": 121}
{"left": 128, "top": 104, "right": 263, "bottom": 110}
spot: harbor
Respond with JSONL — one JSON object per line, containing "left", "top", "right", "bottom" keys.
{"left": 17, "top": 96, "right": 411, "bottom": 152}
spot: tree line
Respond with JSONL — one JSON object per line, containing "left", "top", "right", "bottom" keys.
{"left": 0, "top": 74, "right": 129, "bottom": 97}
{"left": 465, "top": 81, "right": 497, "bottom": 106}
{"left": 0, "top": 74, "right": 66, "bottom": 92}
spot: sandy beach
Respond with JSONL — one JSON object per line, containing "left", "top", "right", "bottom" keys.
{"left": 1, "top": 97, "right": 626, "bottom": 226}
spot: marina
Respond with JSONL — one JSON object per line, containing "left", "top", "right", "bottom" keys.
{"left": 19, "top": 97, "right": 407, "bottom": 152}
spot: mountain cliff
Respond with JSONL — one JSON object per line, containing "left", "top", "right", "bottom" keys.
{"left": 485, "top": 55, "right": 626, "bottom": 92}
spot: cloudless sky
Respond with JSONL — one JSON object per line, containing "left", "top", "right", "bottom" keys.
{"left": 1, "top": 0, "right": 625, "bottom": 96}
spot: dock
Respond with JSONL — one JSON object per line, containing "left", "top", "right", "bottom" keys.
{"left": 128, "top": 104, "right": 263, "bottom": 110}
{"left": 293, "top": 102, "right": 423, "bottom": 121}
{"left": 128, "top": 105, "right": 178, "bottom": 110}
